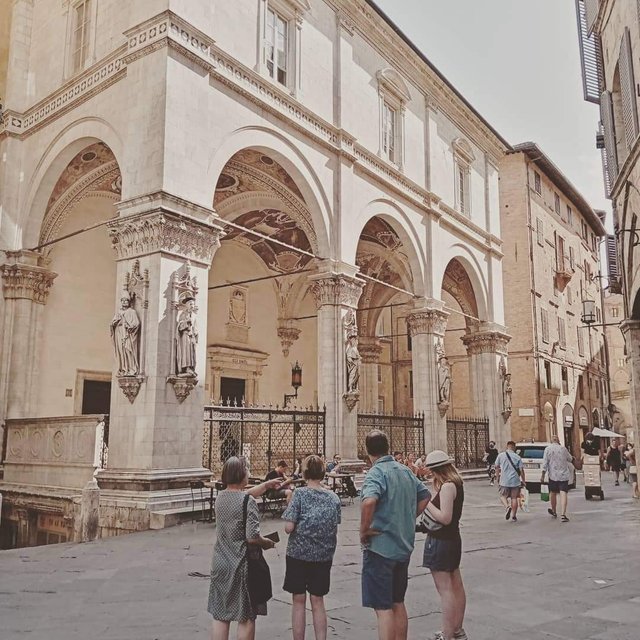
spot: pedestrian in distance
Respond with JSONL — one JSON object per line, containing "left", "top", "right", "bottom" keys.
{"left": 495, "top": 441, "right": 526, "bottom": 522}
{"left": 420, "top": 450, "right": 467, "bottom": 640}
{"left": 208, "top": 457, "right": 280, "bottom": 640}
{"left": 360, "top": 430, "right": 430, "bottom": 640}
{"left": 624, "top": 443, "right": 639, "bottom": 499}
{"left": 606, "top": 439, "right": 623, "bottom": 486}
{"left": 282, "top": 455, "right": 342, "bottom": 640}
{"left": 483, "top": 441, "right": 499, "bottom": 485}
{"left": 541, "top": 435, "right": 573, "bottom": 522}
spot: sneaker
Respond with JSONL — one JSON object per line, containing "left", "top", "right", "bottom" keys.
{"left": 561, "top": 514, "right": 570, "bottom": 523}
{"left": 512, "top": 515, "right": 517, "bottom": 522}
{"left": 505, "top": 506, "right": 512, "bottom": 520}
{"left": 455, "top": 630, "right": 469, "bottom": 640}
{"left": 615, "top": 481, "right": 620, "bottom": 486}
{"left": 547, "top": 508, "right": 557, "bottom": 518}
{"left": 431, "top": 634, "right": 445, "bottom": 640}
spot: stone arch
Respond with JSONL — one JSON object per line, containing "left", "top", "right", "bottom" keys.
{"left": 22, "top": 117, "right": 124, "bottom": 249}
{"left": 207, "top": 126, "right": 331, "bottom": 256}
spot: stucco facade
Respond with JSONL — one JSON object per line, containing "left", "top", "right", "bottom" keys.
{"left": 0, "top": 0, "right": 510, "bottom": 546}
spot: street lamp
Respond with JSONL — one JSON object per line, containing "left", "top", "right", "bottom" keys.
{"left": 581, "top": 299, "right": 597, "bottom": 325}
{"left": 284, "top": 361, "right": 303, "bottom": 407}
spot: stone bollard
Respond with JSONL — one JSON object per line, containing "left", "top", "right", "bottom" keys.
{"left": 80, "top": 480, "right": 100, "bottom": 542}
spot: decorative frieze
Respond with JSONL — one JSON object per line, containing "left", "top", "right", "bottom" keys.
{"left": 308, "top": 274, "right": 364, "bottom": 309}
{"left": 1, "top": 253, "right": 57, "bottom": 304}
{"left": 108, "top": 211, "right": 224, "bottom": 265}
{"left": 406, "top": 309, "right": 449, "bottom": 337}
{"left": 462, "top": 330, "right": 511, "bottom": 355}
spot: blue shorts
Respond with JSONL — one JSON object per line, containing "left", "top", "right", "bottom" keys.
{"left": 422, "top": 535, "right": 462, "bottom": 572}
{"left": 361, "top": 550, "right": 409, "bottom": 610}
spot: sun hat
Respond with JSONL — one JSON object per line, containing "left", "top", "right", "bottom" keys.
{"left": 425, "top": 450, "right": 455, "bottom": 469}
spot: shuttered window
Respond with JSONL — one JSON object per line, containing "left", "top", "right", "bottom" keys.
{"left": 541, "top": 308, "right": 549, "bottom": 344}
{"left": 558, "top": 317, "right": 566, "bottom": 349}
{"left": 537, "top": 218, "right": 544, "bottom": 246}
{"left": 584, "top": 0, "right": 600, "bottom": 33}
{"left": 600, "top": 91, "right": 618, "bottom": 184}
{"left": 619, "top": 28, "right": 639, "bottom": 153}
{"left": 577, "top": 0, "right": 603, "bottom": 104}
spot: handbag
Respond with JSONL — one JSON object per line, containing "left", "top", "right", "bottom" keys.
{"left": 630, "top": 465, "right": 637, "bottom": 474}
{"left": 416, "top": 500, "right": 443, "bottom": 533}
{"left": 242, "top": 494, "right": 273, "bottom": 607}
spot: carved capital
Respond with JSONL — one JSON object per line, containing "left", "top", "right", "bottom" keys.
{"left": 308, "top": 274, "right": 364, "bottom": 309}
{"left": 462, "top": 330, "right": 510, "bottom": 355}
{"left": 406, "top": 309, "right": 449, "bottom": 337}
{"left": 109, "top": 195, "right": 225, "bottom": 265}
{"left": 1, "top": 251, "right": 58, "bottom": 304}
{"left": 359, "top": 337, "right": 383, "bottom": 364}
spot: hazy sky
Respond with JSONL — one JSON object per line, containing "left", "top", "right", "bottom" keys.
{"left": 374, "top": 0, "right": 610, "bottom": 218}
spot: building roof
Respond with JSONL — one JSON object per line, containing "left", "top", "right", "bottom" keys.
{"left": 509, "top": 142, "right": 606, "bottom": 236}
{"left": 364, "top": 0, "right": 511, "bottom": 152}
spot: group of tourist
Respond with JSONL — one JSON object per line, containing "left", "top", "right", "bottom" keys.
{"left": 207, "top": 430, "right": 467, "bottom": 640}
{"left": 605, "top": 439, "right": 638, "bottom": 497}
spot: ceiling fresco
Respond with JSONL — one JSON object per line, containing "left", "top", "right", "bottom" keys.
{"left": 442, "top": 258, "right": 479, "bottom": 320}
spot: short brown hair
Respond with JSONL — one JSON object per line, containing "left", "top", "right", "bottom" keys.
{"left": 366, "top": 430, "right": 389, "bottom": 456}
{"left": 302, "top": 455, "right": 325, "bottom": 480}
{"left": 221, "top": 456, "right": 247, "bottom": 485}
{"left": 276, "top": 460, "right": 288, "bottom": 469}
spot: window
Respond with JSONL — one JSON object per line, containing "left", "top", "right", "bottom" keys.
{"left": 407, "top": 332, "right": 412, "bottom": 352}
{"left": 544, "top": 361, "right": 552, "bottom": 389}
{"left": 611, "top": 306, "right": 620, "bottom": 318}
{"left": 541, "top": 308, "right": 549, "bottom": 343}
{"left": 577, "top": 326, "right": 584, "bottom": 356}
{"left": 265, "top": 7, "right": 289, "bottom": 86}
{"left": 567, "top": 206, "right": 573, "bottom": 226}
{"left": 558, "top": 317, "right": 566, "bottom": 349}
{"left": 378, "top": 396, "right": 385, "bottom": 413}
{"left": 455, "top": 161, "right": 470, "bottom": 215}
{"left": 569, "top": 246, "right": 575, "bottom": 271}
{"left": 578, "top": 374, "right": 584, "bottom": 400}
{"left": 409, "top": 370, "right": 413, "bottom": 398}
{"left": 567, "top": 286, "right": 572, "bottom": 306}
{"left": 377, "top": 365, "right": 382, "bottom": 384}
{"left": 554, "top": 192, "right": 561, "bottom": 215}
{"left": 556, "top": 234, "right": 566, "bottom": 271}
{"left": 452, "top": 138, "right": 474, "bottom": 216}
{"left": 534, "top": 171, "right": 541, "bottom": 194}
{"left": 618, "top": 357, "right": 626, "bottom": 368}
{"left": 536, "top": 218, "right": 544, "bottom": 246}
{"left": 382, "top": 101, "right": 397, "bottom": 164}
{"left": 71, "top": 0, "right": 92, "bottom": 74}
{"left": 561, "top": 366, "right": 569, "bottom": 395}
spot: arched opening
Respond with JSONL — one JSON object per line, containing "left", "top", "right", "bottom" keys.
{"left": 37, "top": 141, "right": 121, "bottom": 417}
{"left": 562, "top": 403, "right": 574, "bottom": 454}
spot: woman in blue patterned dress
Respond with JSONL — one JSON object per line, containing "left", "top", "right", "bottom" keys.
{"left": 208, "top": 457, "right": 280, "bottom": 640}
{"left": 282, "top": 455, "right": 342, "bottom": 640}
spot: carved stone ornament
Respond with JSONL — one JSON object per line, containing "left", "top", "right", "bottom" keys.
{"left": 308, "top": 275, "right": 364, "bottom": 310}
{"left": 343, "top": 390, "right": 360, "bottom": 412}
{"left": 462, "top": 330, "right": 510, "bottom": 356}
{"left": 277, "top": 324, "right": 301, "bottom": 357}
{"left": 166, "top": 374, "right": 198, "bottom": 403}
{"left": 117, "top": 375, "right": 145, "bottom": 403}
{"left": 1, "top": 253, "right": 58, "bottom": 304}
{"left": 407, "top": 309, "right": 449, "bottom": 337}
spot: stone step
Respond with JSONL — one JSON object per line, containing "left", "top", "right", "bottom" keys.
{"left": 150, "top": 500, "right": 211, "bottom": 529}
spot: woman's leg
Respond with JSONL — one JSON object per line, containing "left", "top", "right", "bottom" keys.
{"left": 292, "top": 593, "right": 307, "bottom": 640}
{"left": 211, "top": 620, "right": 230, "bottom": 640}
{"left": 309, "top": 595, "right": 328, "bottom": 640}
{"left": 237, "top": 619, "right": 255, "bottom": 640}
{"left": 431, "top": 571, "right": 457, "bottom": 640}
{"left": 450, "top": 569, "right": 467, "bottom": 632}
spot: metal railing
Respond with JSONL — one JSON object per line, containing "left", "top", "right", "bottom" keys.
{"left": 203, "top": 403, "right": 325, "bottom": 478}
{"left": 446, "top": 416, "right": 490, "bottom": 469}
{"left": 357, "top": 412, "right": 425, "bottom": 461}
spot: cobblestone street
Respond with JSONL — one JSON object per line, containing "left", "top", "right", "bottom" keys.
{"left": 1, "top": 477, "right": 639, "bottom": 640}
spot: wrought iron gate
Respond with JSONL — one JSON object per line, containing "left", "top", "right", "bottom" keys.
{"left": 357, "top": 412, "right": 425, "bottom": 461}
{"left": 446, "top": 417, "right": 489, "bottom": 469}
{"left": 203, "top": 404, "right": 325, "bottom": 478}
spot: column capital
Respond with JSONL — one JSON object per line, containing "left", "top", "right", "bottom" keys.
{"left": 359, "top": 336, "right": 383, "bottom": 364}
{"left": 308, "top": 271, "right": 364, "bottom": 309}
{"left": 1, "top": 250, "right": 58, "bottom": 304}
{"left": 462, "top": 325, "right": 511, "bottom": 355}
{"left": 620, "top": 319, "right": 640, "bottom": 337}
{"left": 406, "top": 308, "right": 449, "bottom": 337}
{"left": 109, "top": 192, "right": 225, "bottom": 265}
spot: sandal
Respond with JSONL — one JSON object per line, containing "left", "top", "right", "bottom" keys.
{"left": 505, "top": 506, "right": 512, "bottom": 520}
{"left": 561, "top": 515, "right": 569, "bottom": 523}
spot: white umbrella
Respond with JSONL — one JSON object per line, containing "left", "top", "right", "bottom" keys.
{"left": 592, "top": 427, "right": 625, "bottom": 438}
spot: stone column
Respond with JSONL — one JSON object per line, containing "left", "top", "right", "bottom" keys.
{"left": 359, "top": 337, "right": 383, "bottom": 413}
{"left": 0, "top": 251, "right": 57, "bottom": 420}
{"left": 95, "top": 193, "right": 224, "bottom": 527}
{"left": 308, "top": 266, "right": 364, "bottom": 461}
{"left": 462, "top": 324, "right": 511, "bottom": 447}
{"left": 407, "top": 303, "right": 449, "bottom": 453}
{"left": 620, "top": 320, "right": 640, "bottom": 449}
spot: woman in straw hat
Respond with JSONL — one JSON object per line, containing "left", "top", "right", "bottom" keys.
{"left": 421, "top": 450, "right": 467, "bottom": 640}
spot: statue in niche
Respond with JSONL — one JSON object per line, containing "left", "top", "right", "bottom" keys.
{"left": 110, "top": 294, "right": 141, "bottom": 376}
{"left": 176, "top": 294, "right": 198, "bottom": 375}
{"left": 229, "top": 289, "right": 247, "bottom": 324}
{"left": 346, "top": 333, "right": 361, "bottom": 393}
{"left": 436, "top": 342, "right": 451, "bottom": 404}
{"left": 503, "top": 373, "right": 513, "bottom": 413}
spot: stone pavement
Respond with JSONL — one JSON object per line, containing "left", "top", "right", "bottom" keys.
{"left": 1, "top": 476, "right": 639, "bottom": 640}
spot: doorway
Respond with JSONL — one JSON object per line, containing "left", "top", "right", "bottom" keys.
{"left": 220, "top": 377, "right": 246, "bottom": 406}
{"left": 81, "top": 380, "right": 111, "bottom": 414}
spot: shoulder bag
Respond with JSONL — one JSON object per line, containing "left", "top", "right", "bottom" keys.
{"left": 504, "top": 451, "right": 524, "bottom": 487}
{"left": 242, "top": 494, "right": 273, "bottom": 607}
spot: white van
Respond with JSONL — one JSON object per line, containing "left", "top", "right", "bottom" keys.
{"left": 515, "top": 442, "right": 576, "bottom": 492}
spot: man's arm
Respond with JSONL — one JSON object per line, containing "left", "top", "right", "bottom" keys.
{"left": 360, "top": 497, "right": 378, "bottom": 545}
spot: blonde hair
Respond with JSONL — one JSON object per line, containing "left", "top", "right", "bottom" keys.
{"left": 430, "top": 463, "right": 463, "bottom": 492}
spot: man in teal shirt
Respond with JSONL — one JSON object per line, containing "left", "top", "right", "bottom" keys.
{"left": 360, "top": 430, "right": 430, "bottom": 640}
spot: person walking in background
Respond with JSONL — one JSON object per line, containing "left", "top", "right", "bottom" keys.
{"left": 282, "top": 455, "right": 342, "bottom": 640}
{"left": 420, "top": 450, "right": 467, "bottom": 640}
{"left": 360, "top": 430, "right": 430, "bottom": 640}
{"left": 541, "top": 436, "right": 573, "bottom": 523}
{"left": 625, "top": 443, "right": 639, "bottom": 499}
{"left": 484, "top": 441, "right": 499, "bottom": 485}
{"left": 495, "top": 441, "right": 525, "bottom": 522}
{"left": 208, "top": 457, "right": 280, "bottom": 640}
{"left": 622, "top": 443, "right": 631, "bottom": 483}
{"left": 606, "top": 439, "right": 623, "bottom": 486}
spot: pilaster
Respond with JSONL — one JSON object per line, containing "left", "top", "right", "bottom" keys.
{"left": 359, "top": 336, "right": 383, "bottom": 412}
{"left": 620, "top": 320, "right": 640, "bottom": 449}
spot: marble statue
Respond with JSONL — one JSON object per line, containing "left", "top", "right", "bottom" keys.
{"left": 345, "top": 333, "right": 361, "bottom": 393}
{"left": 437, "top": 354, "right": 451, "bottom": 404}
{"left": 503, "top": 372, "right": 513, "bottom": 413}
{"left": 176, "top": 295, "right": 198, "bottom": 375}
{"left": 110, "top": 294, "right": 141, "bottom": 376}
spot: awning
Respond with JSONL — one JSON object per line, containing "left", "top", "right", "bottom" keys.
{"left": 592, "top": 427, "right": 625, "bottom": 438}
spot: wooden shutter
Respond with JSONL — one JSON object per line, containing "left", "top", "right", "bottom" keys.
{"left": 600, "top": 91, "right": 618, "bottom": 183}
{"left": 584, "top": 0, "right": 599, "bottom": 33}
{"left": 577, "top": 1, "right": 604, "bottom": 103}
{"left": 619, "top": 28, "right": 639, "bottom": 152}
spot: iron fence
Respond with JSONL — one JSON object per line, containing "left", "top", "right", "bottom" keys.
{"left": 357, "top": 412, "right": 425, "bottom": 461}
{"left": 446, "top": 416, "right": 489, "bottom": 469}
{"left": 203, "top": 404, "right": 325, "bottom": 478}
